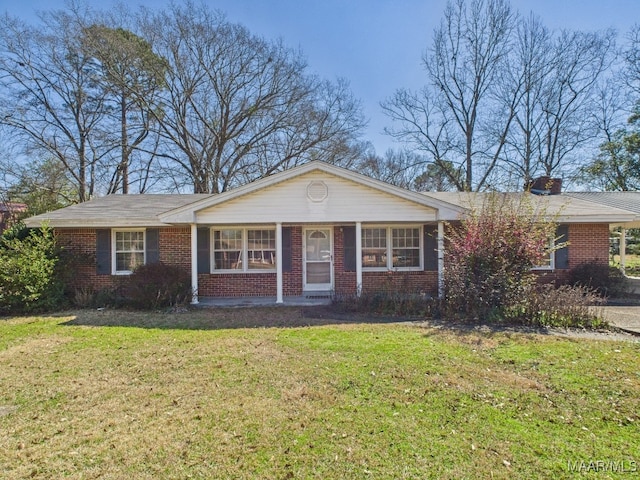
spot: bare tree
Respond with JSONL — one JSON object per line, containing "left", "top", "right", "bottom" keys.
{"left": 0, "top": 8, "right": 110, "bottom": 202}
{"left": 139, "top": 2, "right": 365, "bottom": 194}
{"left": 536, "top": 29, "right": 616, "bottom": 178}
{"left": 356, "top": 148, "right": 459, "bottom": 191}
{"left": 502, "top": 13, "right": 553, "bottom": 186}
{"left": 383, "top": 0, "right": 517, "bottom": 191}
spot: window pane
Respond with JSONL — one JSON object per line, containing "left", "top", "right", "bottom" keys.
{"left": 214, "top": 251, "right": 242, "bottom": 270}
{"left": 248, "top": 229, "right": 276, "bottom": 270}
{"left": 392, "top": 228, "right": 421, "bottom": 268}
{"left": 116, "top": 252, "right": 144, "bottom": 272}
{"left": 215, "top": 229, "right": 242, "bottom": 250}
{"left": 115, "top": 231, "right": 145, "bottom": 272}
{"left": 362, "top": 228, "right": 386, "bottom": 268}
{"left": 214, "top": 230, "right": 243, "bottom": 270}
{"left": 363, "top": 228, "right": 386, "bottom": 248}
{"left": 392, "top": 249, "right": 420, "bottom": 268}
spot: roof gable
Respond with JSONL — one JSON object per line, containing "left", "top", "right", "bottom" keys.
{"left": 159, "top": 161, "right": 463, "bottom": 223}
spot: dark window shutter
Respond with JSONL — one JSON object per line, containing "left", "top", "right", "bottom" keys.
{"left": 197, "top": 228, "right": 210, "bottom": 274}
{"left": 555, "top": 224, "right": 569, "bottom": 269}
{"left": 146, "top": 229, "right": 160, "bottom": 264}
{"left": 343, "top": 226, "right": 356, "bottom": 272}
{"left": 96, "top": 229, "right": 111, "bottom": 275}
{"left": 282, "top": 227, "right": 292, "bottom": 273}
{"left": 424, "top": 225, "right": 438, "bottom": 271}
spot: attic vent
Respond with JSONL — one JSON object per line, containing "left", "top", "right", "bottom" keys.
{"left": 307, "top": 181, "right": 328, "bottom": 202}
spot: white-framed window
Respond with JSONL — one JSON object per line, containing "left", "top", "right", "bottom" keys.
{"left": 361, "top": 225, "right": 422, "bottom": 271}
{"left": 532, "top": 238, "right": 555, "bottom": 270}
{"left": 113, "top": 229, "right": 145, "bottom": 275}
{"left": 212, "top": 227, "right": 276, "bottom": 272}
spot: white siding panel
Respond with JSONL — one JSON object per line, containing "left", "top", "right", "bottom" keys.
{"left": 196, "top": 171, "right": 436, "bottom": 224}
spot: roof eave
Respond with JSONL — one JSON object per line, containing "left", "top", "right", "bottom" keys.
{"left": 24, "top": 218, "right": 173, "bottom": 228}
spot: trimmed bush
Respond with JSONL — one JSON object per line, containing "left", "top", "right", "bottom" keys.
{"left": 0, "top": 224, "right": 65, "bottom": 313}
{"left": 568, "top": 262, "right": 627, "bottom": 297}
{"left": 120, "top": 262, "right": 191, "bottom": 310}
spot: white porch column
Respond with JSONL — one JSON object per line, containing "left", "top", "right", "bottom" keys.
{"left": 276, "top": 222, "right": 284, "bottom": 304}
{"left": 620, "top": 227, "right": 627, "bottom": 275}
{"left": 190, "top": 223, "right": 199, "bottom": 305}
{"left": 355, "top": 221, "right": 363, "bottom": 296}
{"left": 437, "top": 221, "right": 445, "bottom": 299}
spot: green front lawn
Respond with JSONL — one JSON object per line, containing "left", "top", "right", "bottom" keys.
{"left": 1, "top": 309, "right": 638, "bottom": 479}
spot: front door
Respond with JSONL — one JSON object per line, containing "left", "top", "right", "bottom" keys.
{"left": 303, "top": 228, "right": 333, "bottom": 292}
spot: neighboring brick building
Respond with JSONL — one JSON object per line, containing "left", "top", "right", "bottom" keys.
{"left": 24, "top": 161, "right": 640, "bottom": 304}
{"left": 0, "top": 202, "right": 27, "bottom": 233}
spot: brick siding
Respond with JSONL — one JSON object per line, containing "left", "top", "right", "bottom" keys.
{"left": 55, "top": 222, "right": 610, "bottom": 297}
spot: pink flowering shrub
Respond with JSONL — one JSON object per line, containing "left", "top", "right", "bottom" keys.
{"left": 443, "top": 193, "right": 556, "bottom": 321}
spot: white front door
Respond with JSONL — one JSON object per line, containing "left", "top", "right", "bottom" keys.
{"left": 303, "top": 227, "right": 333, "bottom": 292}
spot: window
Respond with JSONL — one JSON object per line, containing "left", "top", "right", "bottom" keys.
{"left": 212, "top": 228, "right": 276, "bottom": 272}
{"left": 214, "top": 229, "right": 243, "bottom": 270}
{"left": 392, "top": 227, "right": 421, "bottom": 268}
{"left": 362, "top": 227, "right": 386, "bottom": 267}
{"left": 361, "top": 226, "right": 422, "bottom": 270}
{"left": 247, "top": 229, "right": 276, "bottom": 269}
{"left": 533, "top": 238, "right": 555, "bottom": 270}
{"left": 113, "top": 230, "right": 145, "bottom": 274}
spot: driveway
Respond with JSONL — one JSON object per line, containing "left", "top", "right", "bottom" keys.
{"left": 601, "top": 305, "right": 640, "bottom": 335}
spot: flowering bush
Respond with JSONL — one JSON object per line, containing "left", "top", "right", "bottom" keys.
{"left": 443, "top": 193, "right": 557, "bottom": 321}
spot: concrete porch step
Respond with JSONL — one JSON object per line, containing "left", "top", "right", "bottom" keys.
{"left": 304, "top": 290, "right": 333, "bottom": 299}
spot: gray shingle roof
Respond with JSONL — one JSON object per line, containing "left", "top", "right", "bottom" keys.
{"left": 564, "top": 192, "right": 640, "bottom": 214}
{"left": 25, "top": 194, "right": 211, "bottom": 228}
{"left": 422, "top": 191, "right": 640, "bottom": 223}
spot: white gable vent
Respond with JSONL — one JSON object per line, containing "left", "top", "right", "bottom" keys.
{"left": 307, "top": 181, "right": 328, "bottom": 202}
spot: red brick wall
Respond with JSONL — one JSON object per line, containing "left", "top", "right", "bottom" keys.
{"left": 55, "top": 222, "right": 610, "bottom": 297}
{"left": 362, "top": 271, "right": 439, "bottom": 297}
{"left": 56, "top": 227, "right": 191, "bottom": 292}
{"left": 536, "top": 223, "right": 610, "bottom": 284}
{"left": 159, "top": 228, "right": 191, "bottom": 271}
{"left": 566, "top": 223, "right": 610, "bottom": 268}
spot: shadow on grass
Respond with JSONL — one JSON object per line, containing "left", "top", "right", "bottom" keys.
{"left": 59, "top": 305, "right": 411, "bottom": 330}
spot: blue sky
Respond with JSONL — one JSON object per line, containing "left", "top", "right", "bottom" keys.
{"left": 2, "top": 0, "right": 640, "bottom": 155}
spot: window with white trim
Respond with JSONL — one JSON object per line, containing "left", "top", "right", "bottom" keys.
{"left": 361, "top": 226, "right": 422, "bottom": 270}
{"left": 533, "top": 238, "right": 555, "bottom": 270}
{"left": 113, "top": 230, "right": 145, "bottom": 274}
{"left": 212, "top": 228, "right": 276, "bottom": 272}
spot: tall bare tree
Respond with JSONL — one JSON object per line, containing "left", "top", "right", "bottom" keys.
{"left": 383, "top": 0, "right": 517, "bottom": 191}
{"left": 535, "top": 29, "right": 615, "bottom": 178}
{"left": 0, "top": 8, "right": 109, "bottom": 202}
{"left": 139, "top": 2, "right": 365, "bottom": 194}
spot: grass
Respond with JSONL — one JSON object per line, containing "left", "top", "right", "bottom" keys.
{"left": 1, "top": 308, "right": 639, "bottom": 479}
{"left": 612, "top": 253, "right": 640, "bottom": 275}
